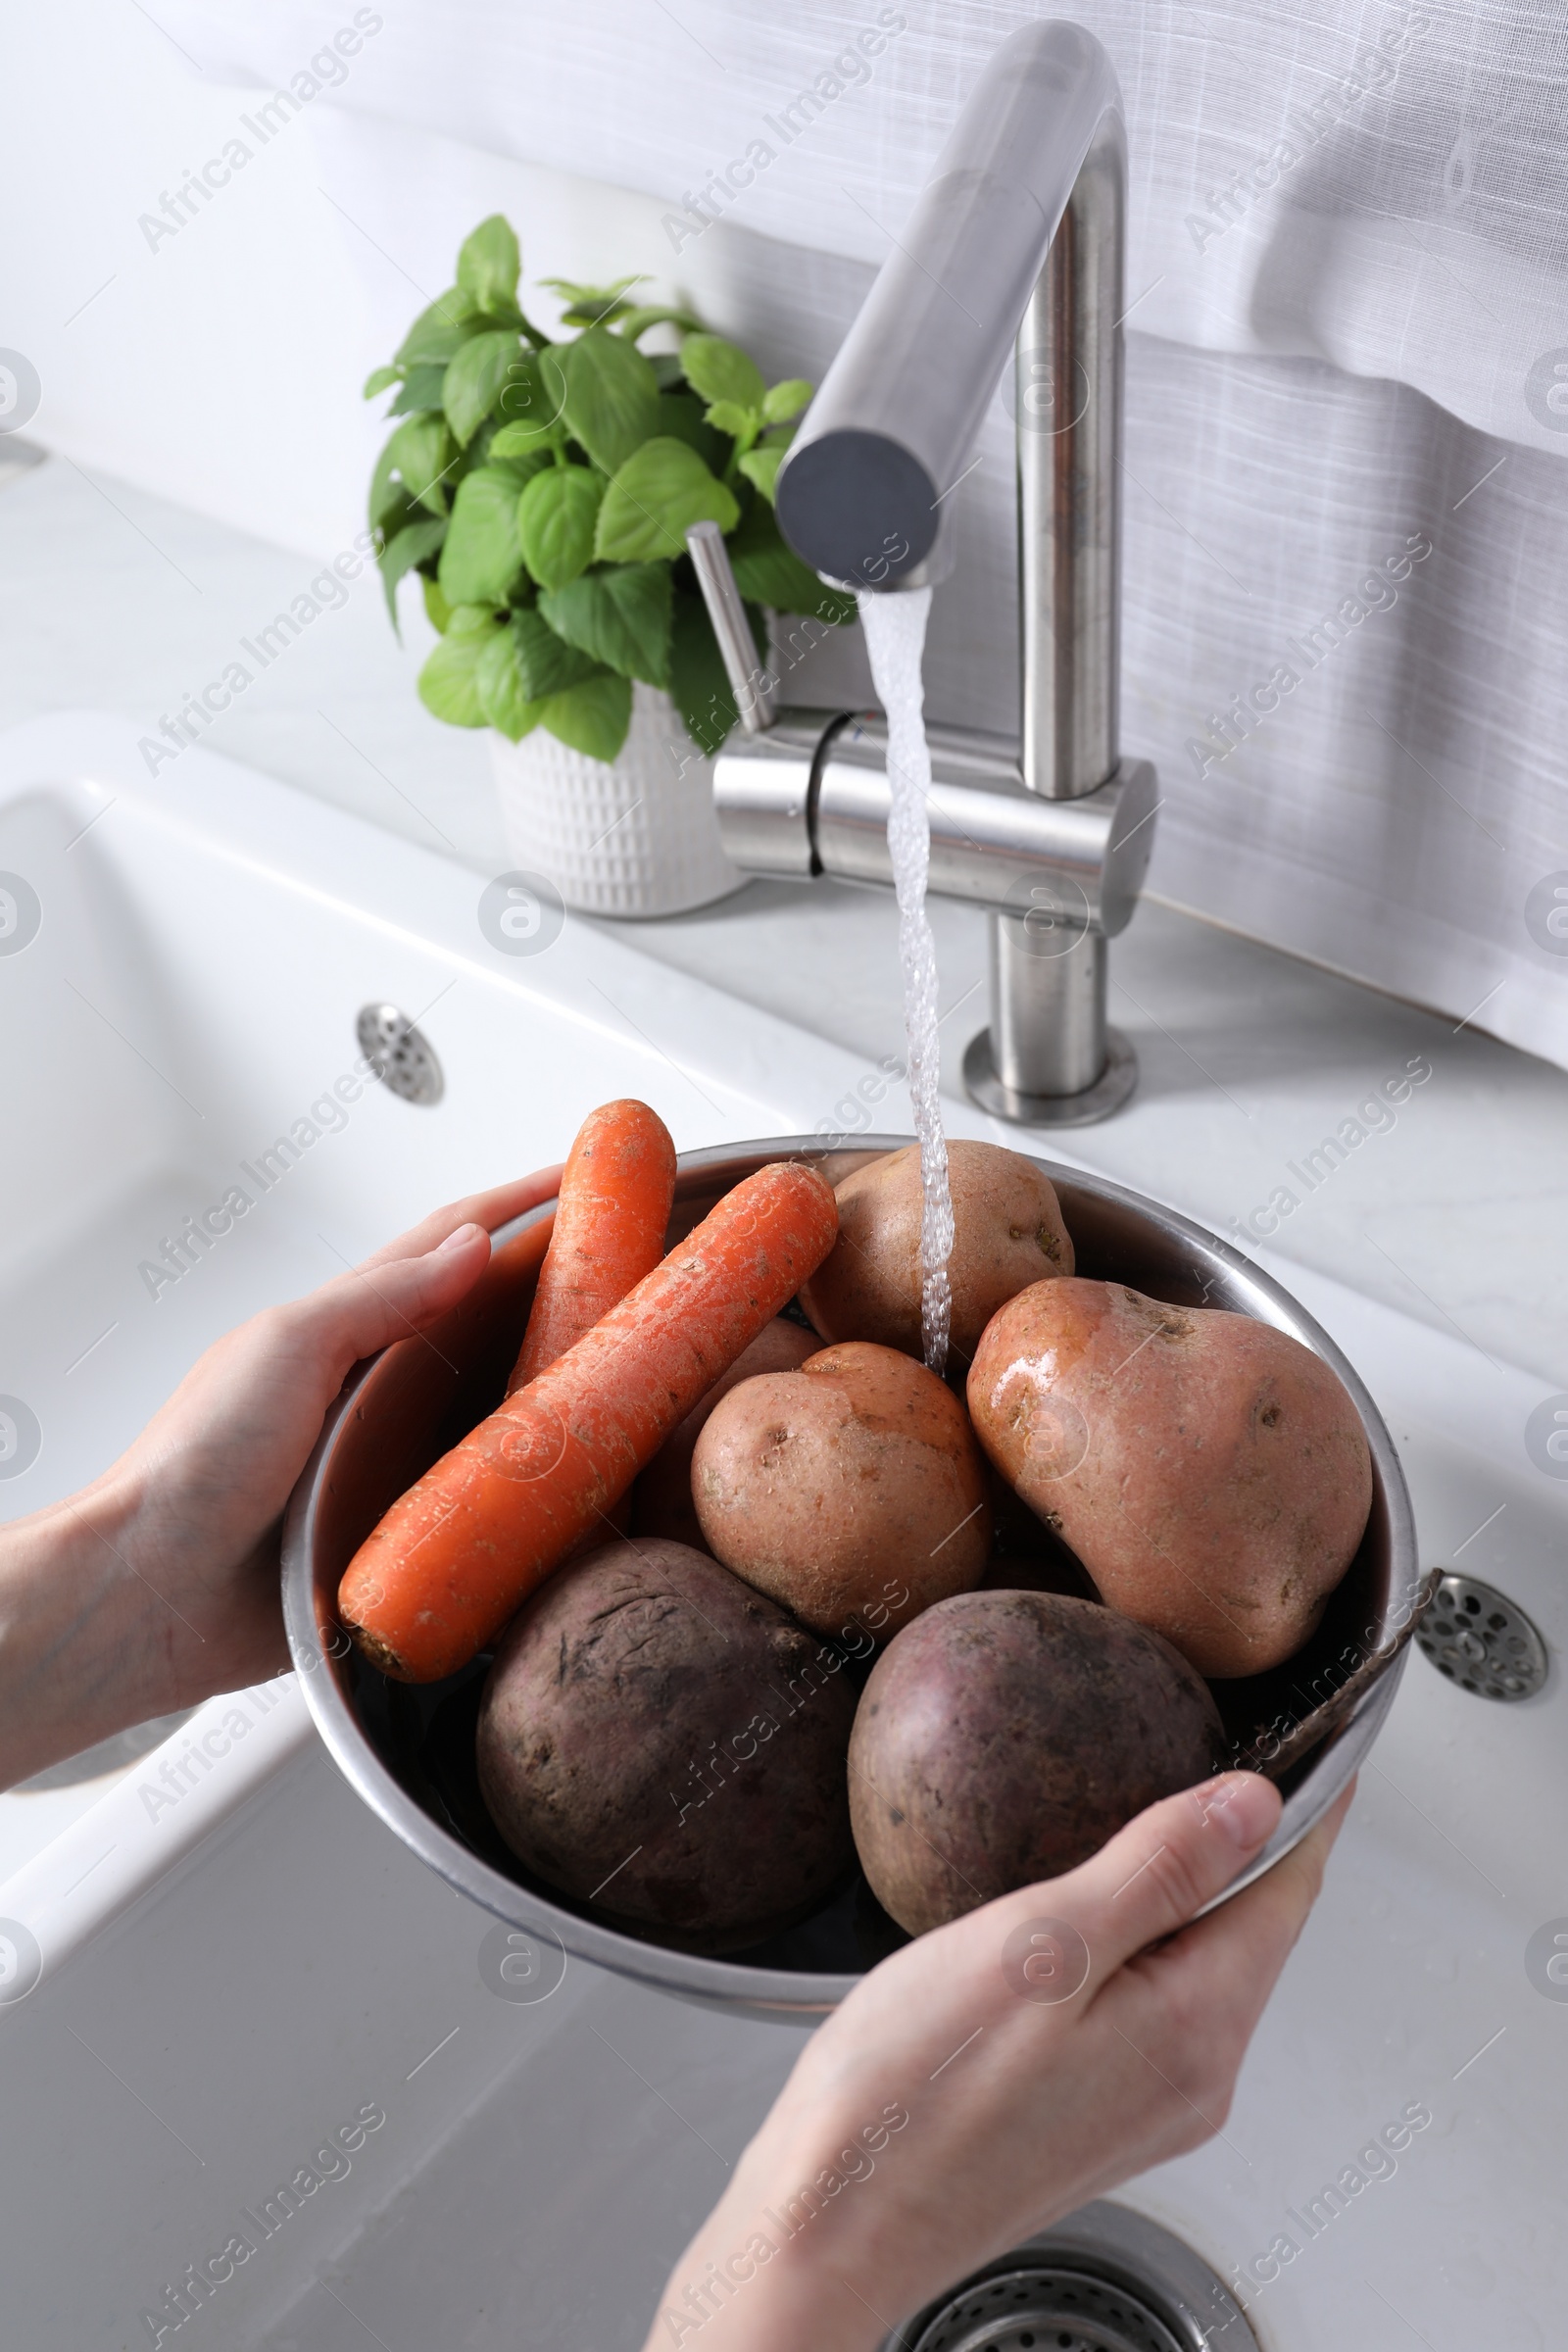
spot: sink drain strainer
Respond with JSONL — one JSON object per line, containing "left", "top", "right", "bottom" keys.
{"left": 357, "top": 1003, "right": 444, "bottom": 1106}
{"left": 885, "top": 2203, "right": 1256, "bottom": 2352}
{"left": 1416, "top": 1572, "right": 1547, "bottom": 1701}
{"left": 903, "top": 2262, "right": 1184, "bottom": 2352}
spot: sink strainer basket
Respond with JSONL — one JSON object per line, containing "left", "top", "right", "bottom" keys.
{"left": 884, "top": 2201, "right": 1257, "bottom": 2352}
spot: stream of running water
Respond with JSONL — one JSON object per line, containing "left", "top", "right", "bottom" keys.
{"left": 857, "top": 585, "right": 955, "bottom": 1376}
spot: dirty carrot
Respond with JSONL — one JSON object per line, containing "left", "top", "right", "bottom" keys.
{"left": 338, "top": 1158, "right": 839, "bottom": 1682}
{"left": 508, "top": 1099, "right": 676, "bottom": 1393}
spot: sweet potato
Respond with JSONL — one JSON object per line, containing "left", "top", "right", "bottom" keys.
{"left": 475, "top": 1539, "right": 856, "bottom": 1945}
{"left": 849, "top": 1589, "right": 1224, "bottom": 1934}
{"left": 967, "top": 1278, "right": 1372, "bottom": 1677}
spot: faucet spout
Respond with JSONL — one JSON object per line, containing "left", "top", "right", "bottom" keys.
{"left": 775, "top": 19, "right": 1122, "bottom": 612}
{"left": 700, "top": 20, "right": 1152, "bottom": 1129}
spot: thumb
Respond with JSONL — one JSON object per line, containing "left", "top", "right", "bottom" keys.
{"left": 354, "top": 1165, "right": 564, "bottom": 1273}
{"left": 1058, "top": 1772, "right": 1282, "bottom": 1986}
{"left": 294, "top": 1220, "right": 494, "bottom": 1381}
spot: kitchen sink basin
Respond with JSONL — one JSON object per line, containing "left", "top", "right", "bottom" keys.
{"left": 0, "top": 714, "right": 1562, "bottom": 2350}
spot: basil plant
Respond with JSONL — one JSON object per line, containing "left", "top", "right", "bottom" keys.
{"left": 366, "top": 214, "right": 854, "bottom": 764}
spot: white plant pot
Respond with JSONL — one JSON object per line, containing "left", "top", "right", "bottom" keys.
{"left": 490, "top": 681, "right": 744, "bottom": 917}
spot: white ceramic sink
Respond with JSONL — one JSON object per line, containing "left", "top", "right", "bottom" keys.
{"left": 0, "top": 710, "right": 819, "bottom": 1878}
{"left": 2, "top": 714, "right": 1564, "bottom": 2350}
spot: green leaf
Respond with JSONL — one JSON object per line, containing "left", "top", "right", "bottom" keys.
{"left": 680, "top": 332, "right": 765, "bottom": 414}
{"left": 459, "top": 415, "right": 497, "bottom": 471}
{"left": 487, "top": 445, "right": 555, "bottom": 494}
{"left": 594, "top": 438, "right": 740, "bottom": 563}
{"left": 475, "top": 627, "right": 545, "bottom": 741}
{"left": 373, "top": 413, "right": 455, "bottom": 523}
{"left": 437, "top": 467, "right": 525, "bottom": 607}
{"left": 397, "top": 288, "right": 483, "bottom": 367}
{"left": 543, "top": 273, "right": 642, "bottom": 328}
{"left": 458, "top": 415, "right": 545, "bottom": 489}
{"left": 737, "top": 444, "right": 785, "bottom": 504}
{"left": 538, "top": 670, "right": 633, "bottom": 762}
{"left": 762, "top": 377, "right": 812, "bottom": 424}
{"left": 447, "top": 603, "right": 502, "bottom": 635}
{"left": 614, "top": 303, "right": 705, "bottom": 341}
{"left": 539, "top": 564, "right": 672, "bottom": 688}
{"left": 655, "top": 390, "right": 726, "bottom": 470}
{"left": 378, "top": 515, "right": 446, "bottom": 629}
{"left": 669, "top": 588, "right": 767, "bottom": 754}
{"left": 560, "top": 300, "right": 635, "bottom": 329}
{"left": 562, "top": 329, "right": 661, "bottom": 474}
{"left": 650, "top": 352, "right": 687, "bottom": 390}
{"left": 703, "top": 398, "right": 760, "bottom": 441}
{"left": 517, "top": 466, "right": 605, "bottom": 591}
{"left": 443, "top": 329, "right": 525, "bottom": 446}
{"left": 370, "top": 498, "right": 422, "bottom": 554}
{"left": 368, "top": 442, "right": 403, "bottom": 533}
{"left": 489, "top": 349, "right": 568, "bottom": 448}
{"left": 512, "top": 609, "right": 602, "bottom": 700}
{"left": 543, "top": 273, "right": 642, "bottom": 302}
{"left": 417, "top": 618, "right": 502, "bottom": 727}
{"left": 457, "top": 215, "right": 521, "bottom": 314}
{"left": 387, "top": 362, "right": 449, "bottom": 416}
{"left": 728, "top": 497, "right": 855, "bottom": 619}
{"left": 422, "top": 576, "right": 452, "bottom": 633}
{"left": 364, "top": 363, "right": 401, "bottom": 399}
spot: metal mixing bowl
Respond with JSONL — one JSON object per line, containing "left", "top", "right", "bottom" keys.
{"left": 280, "top": 1136, "right": 1420, "bottom": 2022}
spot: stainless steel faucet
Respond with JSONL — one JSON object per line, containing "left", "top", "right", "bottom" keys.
{"left": 687, "top": 19, "right": 1156, "bottom": 1126}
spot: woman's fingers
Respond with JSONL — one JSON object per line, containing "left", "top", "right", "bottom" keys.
{"left": 1029, "top": 1771, "right": 1283, "bottom": 1990}
{"left": 290, "top": 1221, "right": 495, "bottom": 1384}
{"left": 1100, "top": 1778, "right": 1353, "bottom": 2135}
{"left": 353, "top": 1163, "right": 565, "bottom": 1272}
{"left": 1129, "top": 1780, "right": 1355, "bottom": 2019}
{"left": 274, "top": 1160, "right": 569, "bottom": 1394}
{"left": 1095, "top": 1784, "right": 1357, "bottom": 2134}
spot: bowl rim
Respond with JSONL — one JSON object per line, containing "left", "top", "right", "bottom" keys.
{"left": 281, "top": 1134, "right": 1419, "bottom": 2021}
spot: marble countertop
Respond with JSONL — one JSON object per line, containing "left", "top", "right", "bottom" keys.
{"left": 9, "top": 443, "right": 1567, "bottom": 1395}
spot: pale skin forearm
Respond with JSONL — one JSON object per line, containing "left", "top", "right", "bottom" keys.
{"left": 0, "top": 1474, "right": 220, "bottom": 1785}
{"left": 641, "top": 2103, "right": 902, "bottom": 2352}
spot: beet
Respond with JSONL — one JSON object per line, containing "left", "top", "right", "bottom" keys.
{"left": 849, "top": 1589, "right": 1224, "bottom": 1934}
{"left": 477, "top": 1539, "right": 856, "bottom": 1948}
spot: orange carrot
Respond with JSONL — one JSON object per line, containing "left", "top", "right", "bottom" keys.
{"left": 508, "top": 1100, "right": 675, "bottom": 1392}
{"left": 338, "top": 1159, "right": 839, "bottom": 1682}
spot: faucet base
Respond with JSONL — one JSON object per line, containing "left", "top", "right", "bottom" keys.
{"left": 962, "top": 1023, "right": 1138, "bottom": 1127}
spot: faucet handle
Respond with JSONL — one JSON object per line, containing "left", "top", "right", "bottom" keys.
{"left": 684, "top": 520, "right": 778, "bottom": 735}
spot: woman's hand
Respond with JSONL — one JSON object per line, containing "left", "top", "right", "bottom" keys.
{"left": 0, "top": 1167, "right": 562, "bottom": 1787}
{"left": 647, "top": 1770, "right": 1351, "bottom": 2351}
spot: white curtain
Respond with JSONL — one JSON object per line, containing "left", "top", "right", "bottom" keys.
{"left": 160, "top": 0, "right": 1568, "bottom": 1067}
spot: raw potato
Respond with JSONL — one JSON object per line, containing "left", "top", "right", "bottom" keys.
{"left": 634, "top": 1317, "right": 819, "bottom": 1549}
{"left": 693, "top": 1341, "right": 991, "bottom": 1640}
{"left": 849, "top": 1589, "right": 1224, "bottom": 1934}
{"left": 800, "top": 1140, "right": 1074, "bottom": 1362}
{"left": 967, "top": 1278, "right": 1373, "bottom": 1678}
{"left": 476, "top": 1540, "right": 856, "bottom": 1944}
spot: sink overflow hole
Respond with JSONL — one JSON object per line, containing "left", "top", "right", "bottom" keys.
{"left": 1415, "top": 1572, "right": 1547, "bottom": 1701}
{"left": 357, "top": 1004, "right": 444, "bottom": 1107}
